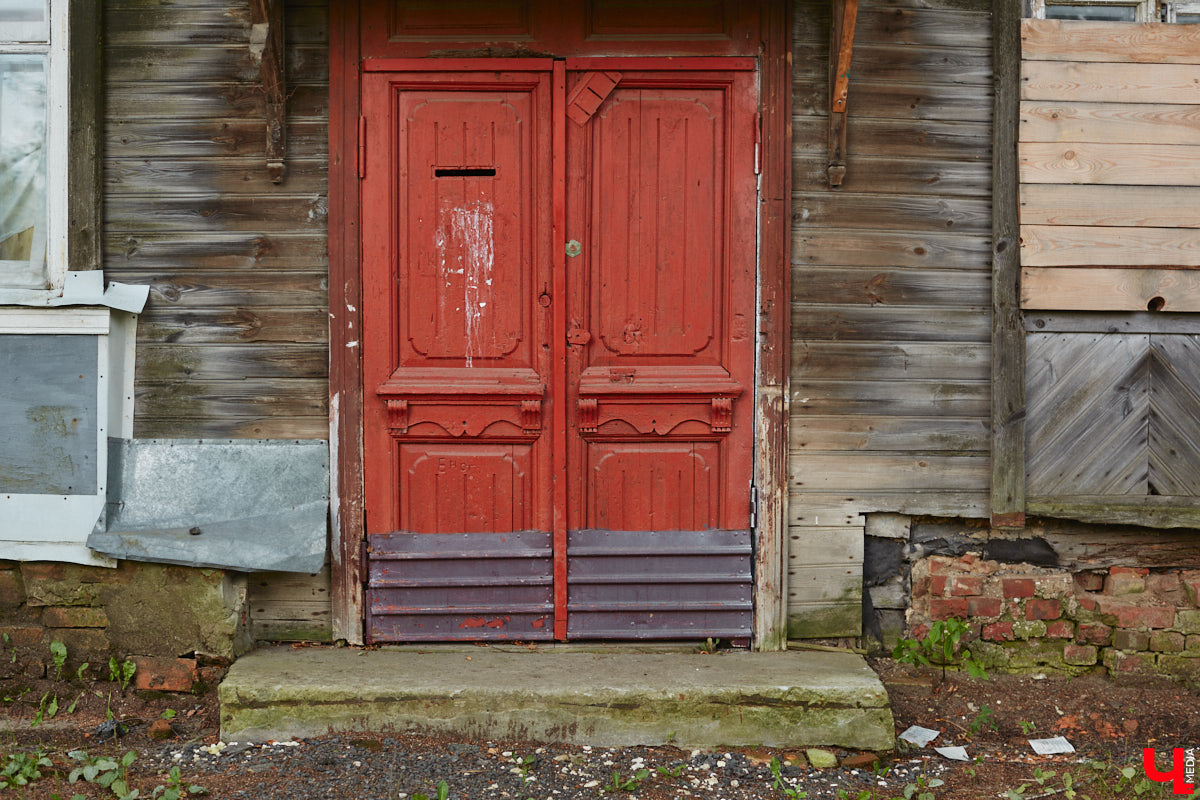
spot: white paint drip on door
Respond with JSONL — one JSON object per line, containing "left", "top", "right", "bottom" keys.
{"left": 436, "top": 200, "right": 495, "bottom": 367}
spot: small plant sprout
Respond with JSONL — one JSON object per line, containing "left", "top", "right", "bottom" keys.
{"left": 893, "top": 618, "right": 988, "bottom": 681}
{"left": 50, "top": 640, "right": 67, "bottom": 680}
{"left": 152, "top": 766, "right": 207, "bottom": 799}
{"left": 699, "top": 637, "right": 721, "bottom": 654}
{"left": 656, "top": 762, "right": 686, "bottom": 778}
{"left": 1019, "top": 720, "right": 1036, "bottom": 735}
{"left": 1, "top": 749, "right": 53, "bottom": 788}
{"left": 411, "top": 780, "right": 449, "bottom": 800}
{"left": 161, "top": 709, "right": 177, "bottom": 719}
{"left": 510, "top": 753, "right": 536, "bottom": 782}
{"left": 604, "top": 768, "right": 650, "bottom": 793}
{"left": 31, "top": 691, "right": 59, "bottom": 727}
{"left": 769, "top": 757, "right": 808, "bottom": 799}
{"left": 902, "top": 774, "right": 944, "bottom": 800}
{"left": 109, "top": 657, "right": 137, "bottom": 691}
{"left": 967, "top": 704, "right": 999, "bottom": 737}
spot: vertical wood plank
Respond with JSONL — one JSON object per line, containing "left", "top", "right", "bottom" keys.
{"left": 328, "top": 0, "right": 365, "bottom": 645}
{"left": 753, "top": 0, "right": 793, "bottom": 652}
{"left": 991, "top": 0, "right": 1025, "bottom": 528}
{"left": 68, "top": 0, "right": 102, "bottom": 270}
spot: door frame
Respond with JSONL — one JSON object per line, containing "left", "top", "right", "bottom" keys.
{"left": 327, "top": 1, "right": 793, "bottom": 649}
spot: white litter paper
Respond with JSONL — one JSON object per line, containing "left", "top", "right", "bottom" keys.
{"left": 934, "top": 746, "right": 970, "bottom": 762}
{"left": 1029, "top": 737, "right": 1075, "bottom": 755}
{"left": 899, "top": 725, "right": 940, "bottom": 747}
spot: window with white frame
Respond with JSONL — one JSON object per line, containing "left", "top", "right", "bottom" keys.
{"left": 1029, "top": 0, "right": 1200, "bottom": 19}
{"left": 0, "top": 0, "right": 66, "bottom": 293}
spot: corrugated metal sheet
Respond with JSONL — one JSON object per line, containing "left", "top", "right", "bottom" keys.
{"left": 566, "top": 529, "right": 753, "bottom": 639}
{"left": 367, "top": 531, "right": 554, "bottom": 642}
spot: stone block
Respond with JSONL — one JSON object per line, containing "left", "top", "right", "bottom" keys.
{"left": 1026, "top": 598, "right": 1061, "bottom": 620}
{"left": 1146, "top": 573, "right": 1182, "bottom": 596}
{"left": 1156, "top": 654, "right": 1200, "bottom": 681}
{"left": 1003, "top": 578, "right": 1035, "bottom": 599}
{"left": 1063, "top": 644, "right": 1098, "bottom": 666}
{"left": 1045, "top": 620, "right": 1074, "bottom": 639}
{"left": 929, "top": 597, "right": 967, "bottom": 620}
{"left": 0, "top": 570, "right": 24, "bottom": 607}
{"left": 1182, "top": 571, "right": 1200, "bottom": 606}
{"left": 1150, "top": 632, "right": 1184, "bottom": 654}
{"left": 950, "top": 576, "right": 983, "bottom": 597}
{"left": 1175, "top": 609, "right": 1200, "bottom": 635}
{"left": 1012, "top": 620, "right": 1047, "bottom": 640}
{"left": 1113, "top": 629, "right": 1149, "bottom": 651}
{"left": 1102, "top": 648, "right": 1156, "bottom": 676}
{"left": 1095, "top": 601, "right": 1175, "bottom": 630}
{"left": 982, "top": 622, "right": 1014, "bottom": 642}
{"left": 1076, "top": 622, "right": 1113, "bottom": 646}
{"left": 1074, "top": 572, "right": 1104, "bottom": 592}
{"left": 0, "top": 625, "right": 44, "bottom": 648}
{"left": 21, "top": 563, "right": 101, "bottom": 607}
{"left": 1105, "top": 573, "right": 1145, "bottom": 596}
{"left": 42, "top": 606, "right": 108, "bottom": 629}
{"left": 48, "top": 628, "right": 110, "bottom": 657}
{"left": 967, "top": 597, "right": 1002, "bottom": 618}
{"left": 1187, "top": 635, "right": 1200, "bottom": 654}
{"left": 133, "top": 657, "right": 198, "bottom": 693}
{"left": 1033, "top": 574, "right": 1074, "bottom": 598}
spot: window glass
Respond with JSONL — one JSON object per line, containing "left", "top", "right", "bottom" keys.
{"left": 0, "top": 54, "right": 47, "bottom": 289}
{"left": 0, "top": 0, "right": 47, "bottom": 42}
{"left": 1046, "top": 3, "right": 1138, "bottom": 18}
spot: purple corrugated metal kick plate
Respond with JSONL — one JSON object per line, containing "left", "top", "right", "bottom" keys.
{"left": 566, "top": 529, "right": 752, "bottom": 639}
{"left": 366, "top": 531, "right": 554, "bottom": 643}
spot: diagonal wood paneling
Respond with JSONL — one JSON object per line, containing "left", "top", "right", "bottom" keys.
{"left": 1028, "top": 332, "right": 1200, "bottom": 500}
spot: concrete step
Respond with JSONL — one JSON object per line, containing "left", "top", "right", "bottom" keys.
{"left": 219, "top": 645, "right": 895, "bottom": 750}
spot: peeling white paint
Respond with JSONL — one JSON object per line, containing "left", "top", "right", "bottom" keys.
{"left": 346, "top": 304, "right": 356, "bottom": 313}
{"left": 436, "top": 199, "right": 495, "bottom": 367}
{"left": 346, "top": 340, "right": 358, "bottom": 348}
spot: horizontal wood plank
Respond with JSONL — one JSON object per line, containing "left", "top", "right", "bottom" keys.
{"left": 1020, "top": 184, "right": 1200, "bottom": 228}
{"left": 794, "top": 229, "right": 991, "bottom": 268}
{"left": 1021, "top": 225, "right": 1200, "bottom": 266}
{"left": 789, "top": 496, "right": 867, "bottom": 527}
{"left": 793, "top": 305, "right": 991, "bottom": 342}
{"left": 791, "top": 453, "right": 989, "bottom": 491}
{"left": 792, "top": 267, "right": 989, "bottom": 306}
{"left": 795, "top": 5, "right": 989, "bottom": 48}
{"left": 136, "top": 344, "right": 328, "bottom": 381}
{"left": 135, "top": 378, "right": 328, "bottom": 419}
{"left": 793, "top": 155, "right": 989, "bottom": 196}
{"left": 1022, "top": 61, "right": 1200, "bottom": 104}
{"left": 107, "top": 157, "right": 327, "bottom": 196}
{"left": 1020, "top": 101, "right": 1200, "bottom": 146}
{"left": 794, "top": 116, "right": 990, "bottom": 161}
{"left": 794, "top": 192, "right": 991, "bottom": 234}
{"left": 105, "top": 195, "right": 329, "bottom": 233}
{"left": 134, "top": 415, "right": 329, "bottom": 440}
{"left": 104, "top": 233, "right": 328, "bottom": 271}
{"left": 789, "top": 490, "right": 988, "bottom": 520}
{"left": 1019, "top": 142, "right": 1200, "bottom": 185}
{"left": 1022, "top": 267, "right": 1200, "bottom": 312}
{"left": 106, "top": 44, "right": 327, "bottom": 84}
{"left": 107, "top": 4, "right": 328, "bottom": 46}
{"left": 793, "top": 341, "right": 990, "bottom": 381}
{"left": 136, "top": 307, "right": 329, "bottom": 344}
{"left": 107, "top": 120, "right": 327, "bottom": 159}
{"left": 794, "top": 80, "right": 992, "bottom": 123}
{"left": 794, "top": 42, "right": 992, "bottom": 86}
{"left": 791, "top": 379, "right": 989, "bottom": 416}
{"left": 108, "top": 82, "right": 327, "bottom": 122}
{"left": 792, "top": 415, "right": 989, "bottom": 451}
{"left": 107, "top": 270, "right": 328, "bottom": 308}
{"left": 1021, "top": 19, "right": 1200, "bottom": 65}
{"left": 250, "top": 568, "right": 332, "bottom": 603}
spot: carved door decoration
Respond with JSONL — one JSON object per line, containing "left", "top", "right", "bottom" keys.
{"left": 362, "top": 61, "right": 756, "bottom": 642}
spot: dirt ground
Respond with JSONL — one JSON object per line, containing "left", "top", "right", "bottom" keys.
{"left": 1, "top": 648, "right": 1198, "bottom": 799}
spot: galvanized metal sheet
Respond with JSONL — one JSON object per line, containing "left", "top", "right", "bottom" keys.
{"left": 0, "top": 335, "right": 98, "bottom": 495}
{"left": 88, "top": 439, "right": 328, "bottom": 573}
{"left": 566, "top": 529, "right": 753, "bottom": 640}
{"left": 366, "top": 531, "right": 554, "bottom": 642}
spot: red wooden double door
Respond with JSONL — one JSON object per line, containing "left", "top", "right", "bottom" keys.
{"left": 362, "top": 59, "right": 758, "bottom": 641}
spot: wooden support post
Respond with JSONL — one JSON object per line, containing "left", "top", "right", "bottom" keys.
{"left": 991, "top": 0, "right": 1026, "bottom": 529}
{"left": 252, "top": 0, "right": 287, "bottom": 184}
{"left": 826, "top": 0, "right": 858, "bottom": 187}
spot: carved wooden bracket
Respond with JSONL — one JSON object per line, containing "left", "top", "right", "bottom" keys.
{"left": 251, "top": 0, "right": 287, "bottom": 184}
{"left": 385, "top": 398, "right": 409, "bottom": 435}
{"left": 521, "top": 399, "right": 542, "bottom": 433}
{"left": 711, "top": 397, "right": 733, "bottom": 432}
{"left": 827, "top": 0, "right": 858, "bottom": 187}
{"left": 578, "top": 398, "right": 599, "bottom": 432}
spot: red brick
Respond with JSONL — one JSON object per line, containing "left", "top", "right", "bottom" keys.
{"left": 0, "top": 570, "right": 23, "bottom": 607}
{"left": 1113, "top": 629, "right": 1150, "bottom": 651}
{"left": 1026, "top": 598, "right": 1061, "bottom": 620}
{"left": 927, "top": 557, "right": 954, "bottom": 575}
{"left": 1146, "top": 573, "right": 1182, "bottom": 595}
{"left": 19, "top": 563, "right": 65, "bottom": 581}
{"left": 132, "top": 657, "right": 197, "bottom": 693}
{"left": 1074, "top": 572, "right": 1104, "bottom": 592}
{"left": 928, "top": 575, "right": 948, "bottom": 597}
{"left": 0, "top": 626, "right": 43, "bottom": 648}
{"left": 1099, "top": 603, "right": 1176, "bottom": 630}
{"left": 967, "top": 597, "right": 1002, "bottom": 617}
{"left": 950, "top": 576, "right": 984, "bottom": 597}
{"left": 1105, "top": 573, "right": 1145, "bottom": 596}
{"left": 1046, "top": 620, "right": 1074, "bottom": 639}
{"left": 1077, "top": 622, "right": 1113, "bottom": 646}
{"left": 1110, "top": 566, "right": 1149, "bottom": 577}
{"left": 1182, "top": 571, "right": 1200, "bottom": 606}
{"left": 983, "top": 622, "right": 1014, "bottom": 642}
{"left": 1104, "top": 649, "right": 1155, "bottom": 675}
{"left": 929, "top": 597, "right": 968, "bottom": 620}
{"left": 1003, "top": 578, "right": 1035, "bottom": 599}
{"left": 1150, "top": 632, "right": 1185, "bottom": 653}
{"left": 1077, "top": 594, "right": 1099, "bottom": 611}
{"left": 42, "top": 606, "right": 108, "bottom": 628}
{"left": 960, "top": 553, "right": 977, "bottom": 566}
{"left": 911, "top": 623, "right": 930, "bottom": 640}
{"left": 1063, "top": 644, "right": 1098, "bottom": 666}
{"left": 912, "top": 576, "right": 929, "bottom": 600}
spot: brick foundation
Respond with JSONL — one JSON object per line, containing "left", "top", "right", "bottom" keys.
{"left": 0, "top": 560, "right": 249, "bottom": 686}
{"left": 906, "top": 555, "right": 1200, "bottom": 683}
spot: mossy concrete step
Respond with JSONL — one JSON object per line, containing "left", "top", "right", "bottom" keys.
{"left": 219, "top": 646, "right": 894, "bottom": 750}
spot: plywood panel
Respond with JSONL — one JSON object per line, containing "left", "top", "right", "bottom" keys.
{"left": 1020, "top": 185, "right": 1200, "bottom": 228}
{"left": 1021, "top": 19, "right": 1200, "bottom": 65}
{"left": 1020, "top": 102, "right": 1200, "bottom": 146}
{"left": 1021, "top": 225, "right": 1200, "bottom": 267}
{"left": 1022, "top": 267, "right": 1200, "bottom": 312}
{"left": 1021, "top": 61, "right": 1200, "bottom": 104}
{"left": 1019, "top": 142, "right": 1200, "bottom": 186}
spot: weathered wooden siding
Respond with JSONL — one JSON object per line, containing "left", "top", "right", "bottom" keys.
{"left": 103, "top": 0, "right": 332, "bottom": 640}
{"left": 789, "top": 0, "right": 993, "bottom": 636}
{"left": 104, "top": 0, "right": 330, "bottom": 441}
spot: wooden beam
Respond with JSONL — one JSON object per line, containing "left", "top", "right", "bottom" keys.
{"left": 1021, "top": 267, "right": 1200, "bottom": 312}
{"left": 252, "top": 0, "right": 287, "bottom": 183}
{"left": 991, "top": 0, "right": 1025, "bottom": 529}
{"left": 826, "top": 0, "right": 858, "bottom": 187}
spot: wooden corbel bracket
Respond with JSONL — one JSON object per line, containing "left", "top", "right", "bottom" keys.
{"left": 827, "top": 0, "right": 859, "bottom": 187}
{"left": 251, "top": 0, "right": 287, "bottom": 184}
